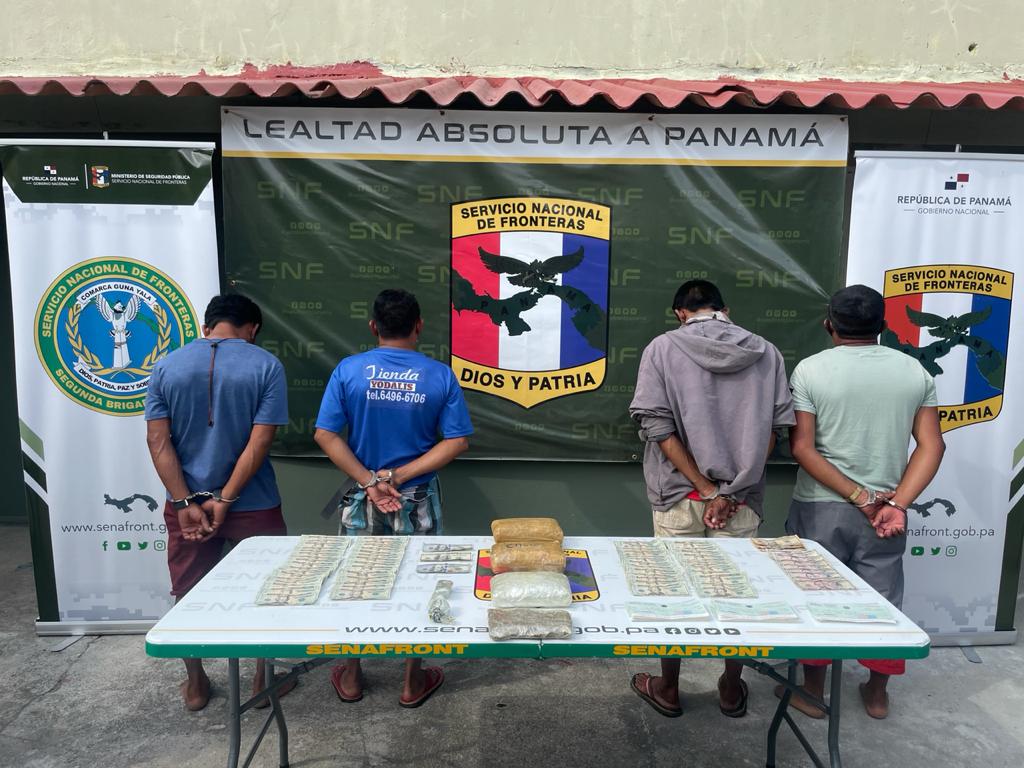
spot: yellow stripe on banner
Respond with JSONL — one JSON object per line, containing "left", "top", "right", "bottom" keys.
{"left": 452, "top": 356, "right": 607, "bottom": 409}
{"left": 939, "top": 394, "right": 1003, "bottom": 433}
{"left": 883, "top": 265, "right": 1014, "bottom": 300}
{"left": 452, "top": 196, "right": 610, "bottom": 239}
{"left": 222, "top": 150, "right": 846, "bottom": 167}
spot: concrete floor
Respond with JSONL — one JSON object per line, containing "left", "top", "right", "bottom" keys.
{"left": 2, "top": 524, "right": 1023, "bottom": 768}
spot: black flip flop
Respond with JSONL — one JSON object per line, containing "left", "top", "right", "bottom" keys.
{"left": 399, "top": 667, "right": 445, "bottom": 708}
{"left": 719, "top": 678, "right": 749, "bottom": 718}
{"left": 631, "top": 673, "right": 683, "bottom": 718}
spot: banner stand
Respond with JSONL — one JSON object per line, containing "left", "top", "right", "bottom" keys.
{"left": 1, "top": 139, "right": 220, "bottom": 634}
{"left": 847, "top": 150, "right": 1024, "bottom": 644}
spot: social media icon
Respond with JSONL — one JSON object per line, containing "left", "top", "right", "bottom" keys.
{"left": 910, "top": 546, "right": 924, "bottom": 556}
{"left": 137, "top": 542, "right": 148, "bottom": 551}
{"left": 154, "top": 540, "right": 167, "bottom": 552}
{"left": 945, "top": 546, "right": 958, "bottom": 557}
{"left": 930, "top": 547, "right": 942, "bottom": 556}
{"left": 101, "top": 541, "right": 109, "bottom": 551}
{"left": 116, "top": 541, "right": 131, "bottom": 551}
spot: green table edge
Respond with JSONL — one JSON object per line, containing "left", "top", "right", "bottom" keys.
{"left": 146, "top": 639, "right": 931, "bottom": 661}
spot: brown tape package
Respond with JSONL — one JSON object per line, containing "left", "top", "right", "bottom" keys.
{"left": 491, "top": 517, "right": 564, "bottom": 544}
{"left": 490, "top": 541, "right": 566, "bottom": 574}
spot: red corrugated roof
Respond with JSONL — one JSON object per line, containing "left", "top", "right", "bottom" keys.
{"left": 2, "top": 65, "right": 1023, "bottom": 110}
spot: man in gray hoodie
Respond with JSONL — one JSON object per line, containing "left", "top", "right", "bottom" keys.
{"left": 628, "top": 279, "right": 795, "bottom": 719}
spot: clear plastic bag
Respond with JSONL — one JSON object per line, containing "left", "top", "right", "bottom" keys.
{"left": 490, "top": 572, "right": 572, "bottom": 608}
{"left": 487, "top": 608, "right": 573, "bottom": 640}
{"left": 490, "top": 541, "right": 566, "bottom": 573}
{"left": 427, "top": 579, "right": 454, "bottom": 624}
{"left": 491, "top": 517, "right": 564, "bottom": 544}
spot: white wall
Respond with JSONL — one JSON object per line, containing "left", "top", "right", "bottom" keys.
{"left": 1, "top": 0, "right": 1020, "bottom": 82}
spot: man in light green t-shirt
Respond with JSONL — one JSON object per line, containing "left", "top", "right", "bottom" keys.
{"left": 784, "top": 285, "right": 945, "bottom": 721}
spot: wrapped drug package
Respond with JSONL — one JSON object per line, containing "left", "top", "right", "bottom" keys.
{"left": 490, "top": 541, "right": 566, "bottom": 573}
{"left": 487, "top": 608, "right": 573, "bottom": 640}
{"left": 490, "top": 572, "right": 572, "bottom": 608}
{"left": 491, "top": 517, "right": 564, "bottom": 544}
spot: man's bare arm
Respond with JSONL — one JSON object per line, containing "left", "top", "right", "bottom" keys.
{"left": 198, "top": 424, "right": 280, "bottom": 531}
{"left": 389, "top": 437, "right": 469, "bottom": 488}
{"left": 314, "top": 427, "right": 403, "bottom": 513}
{"left": 789, "top": 411, "right": 864, "bottom": 501}
{"left": 220, "top": 424, "right": 278, "bottom": 501}
{"left": 656, "top": 433, "right": 716, "bottom": 497}
{"left": 314, "top": 427, "right": 374, "bottom": 487}
{"left": 146, "top": 419, "right": 190, "bottom": 500}
{"left": 893, "top": 406, "right": 945, "bottom": 509}
{"left": 146, "top": 419, "right": 212, "bottom": 541}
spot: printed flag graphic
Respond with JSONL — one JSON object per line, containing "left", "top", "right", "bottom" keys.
{"left": 450, "top": 197, "right": 610, "bottom": 408}
{"left": 881, "top": 264, "right": 1012, "bottom": 432}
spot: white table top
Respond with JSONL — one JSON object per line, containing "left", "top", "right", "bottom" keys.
{"left": 146, "top": 536, "right": 931, "bottom": 661}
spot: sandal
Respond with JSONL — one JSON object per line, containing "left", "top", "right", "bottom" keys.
{"left": 718, "top": 677, "right": 748, "bottom": 718}
{"left": 330, "top": 665, "right": 364, "bottom": 703}
{"left": 630, "top": 673, "right": 683, "bottom": 718}
{"left": 399, "top": 666, "right": 445, "bottom": 708}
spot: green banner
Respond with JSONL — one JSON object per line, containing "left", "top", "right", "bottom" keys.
{"left": 222, "top": 109, "right": 848, "bottom": 459}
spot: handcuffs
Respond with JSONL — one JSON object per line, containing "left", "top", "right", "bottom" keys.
{"left": 357, "top": 469, "right": 394, "bottom": 490}
{"left": 698, "top": 483, "right": 737, "bottom": 506}
{"left": 170, "top": 490, "right": 239, "bottom": 511}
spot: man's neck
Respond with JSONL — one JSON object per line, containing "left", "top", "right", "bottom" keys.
{"left": 206, "top": 324, "right": 248, "bottom": 341}
{"left": 378, "top": 337, "right": 417, "bottom": 351}
{"left": 833, "top": 336, "right": 877, "bottom": 347}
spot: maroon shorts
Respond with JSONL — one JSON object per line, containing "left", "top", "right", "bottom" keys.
{"left": 164, "top": 502, "right": 287, "bottom": 597}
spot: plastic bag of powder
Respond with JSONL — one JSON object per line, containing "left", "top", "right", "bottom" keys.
{"left": 490, "top": 572, "right": 572, "bottom": 608}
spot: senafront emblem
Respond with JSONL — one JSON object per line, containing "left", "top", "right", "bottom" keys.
{"left": 450, "top": 196, "right": 610, "bottom": 408}
{"left": 881, "top": 264, "right": 1012, "bottom": 432}
{"left": 35, "top": 257, "right": 200, "bottom": 416}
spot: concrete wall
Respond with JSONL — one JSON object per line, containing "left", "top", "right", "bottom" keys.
{"left": 1, "top": 0, "right": 1020, "bottom": 82}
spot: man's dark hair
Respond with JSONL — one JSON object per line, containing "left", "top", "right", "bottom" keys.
{"left": 372, "top": 289, "right": 421, "bottom": 338}
{"left": 827, "top": 284, "right": 885, "bottom": 339}
{"left": 204, "top": 293, "right": 262, "bottom": 331}
{"left": 672, "top": 280, "right": 726, "bottom": 312}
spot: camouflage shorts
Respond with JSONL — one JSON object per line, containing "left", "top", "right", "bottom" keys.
{"left": 339, "top": 476, "right": 442, "bottom": 536}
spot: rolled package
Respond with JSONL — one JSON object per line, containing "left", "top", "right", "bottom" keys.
{"left": 491, "top": 572, "right": 572, "bottom": 608}
{"left": 490, "top": 541, "right": 566, "bottom": 574}
{"left": 491, "top": 517, "right": 564, "bottom": 544}
{"left": 488, "top": 608, "right": 573, "bottom": 640}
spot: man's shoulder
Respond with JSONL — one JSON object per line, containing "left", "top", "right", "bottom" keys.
{"left": 793, "top": 347, "right": 836, "bottom": 372}
{"left": 151, "top": 338, "right": 205, "bottom": 372}
{"left": 241, "top": 342, "right": 284, "bottom": 369}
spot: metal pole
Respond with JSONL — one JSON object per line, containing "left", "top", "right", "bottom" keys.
{"left": 227, "top": 658, "right": 241, "bottom": 768}
{"left": 828, "top": 659, "right": 843, "bottom": 768}
{"left": 264, "top": 659, "right": 290, "bottom": 768}
{"left": 765, "top": 660, "right": 796, "bottom": 767}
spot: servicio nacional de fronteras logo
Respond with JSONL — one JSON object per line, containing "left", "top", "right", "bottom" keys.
{"left": 35, "top": 257, "right": 200, "bottom": 416}
{"left": 450, "top": 196, "right": 610, "bottom": 408}
{"left": 881, "top": 264, "right": 1012, "bottom": 432}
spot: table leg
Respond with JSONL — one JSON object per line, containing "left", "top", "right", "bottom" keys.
{"left": 765, "top": 660, "right": 796, "bottom": 768}
{"left": 828, "top": 659, "right": 843, "bottom": 768}
{"left": 264, "top": 660, "right": 290, "bottom": 768}
{"left": 227, "top": 658, "right": 241, "bottom": 768}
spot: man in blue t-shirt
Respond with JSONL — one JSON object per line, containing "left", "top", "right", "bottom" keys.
{"left": 315, "top": 288, "right": 472, "bottom": 709}
{"left": 145, "top": 293, "right": 293, "bottom": 712}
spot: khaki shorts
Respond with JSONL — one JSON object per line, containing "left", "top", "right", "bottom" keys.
{"left": 652, "top": 497, "right": 760, "bottom": 539}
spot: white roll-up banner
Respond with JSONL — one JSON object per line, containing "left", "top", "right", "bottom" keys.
{"left": 1, "top": 141, "right": 219, "bottom": 632}
{"left": 847, "top": 151, "right": 1023, "bottom": 640}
